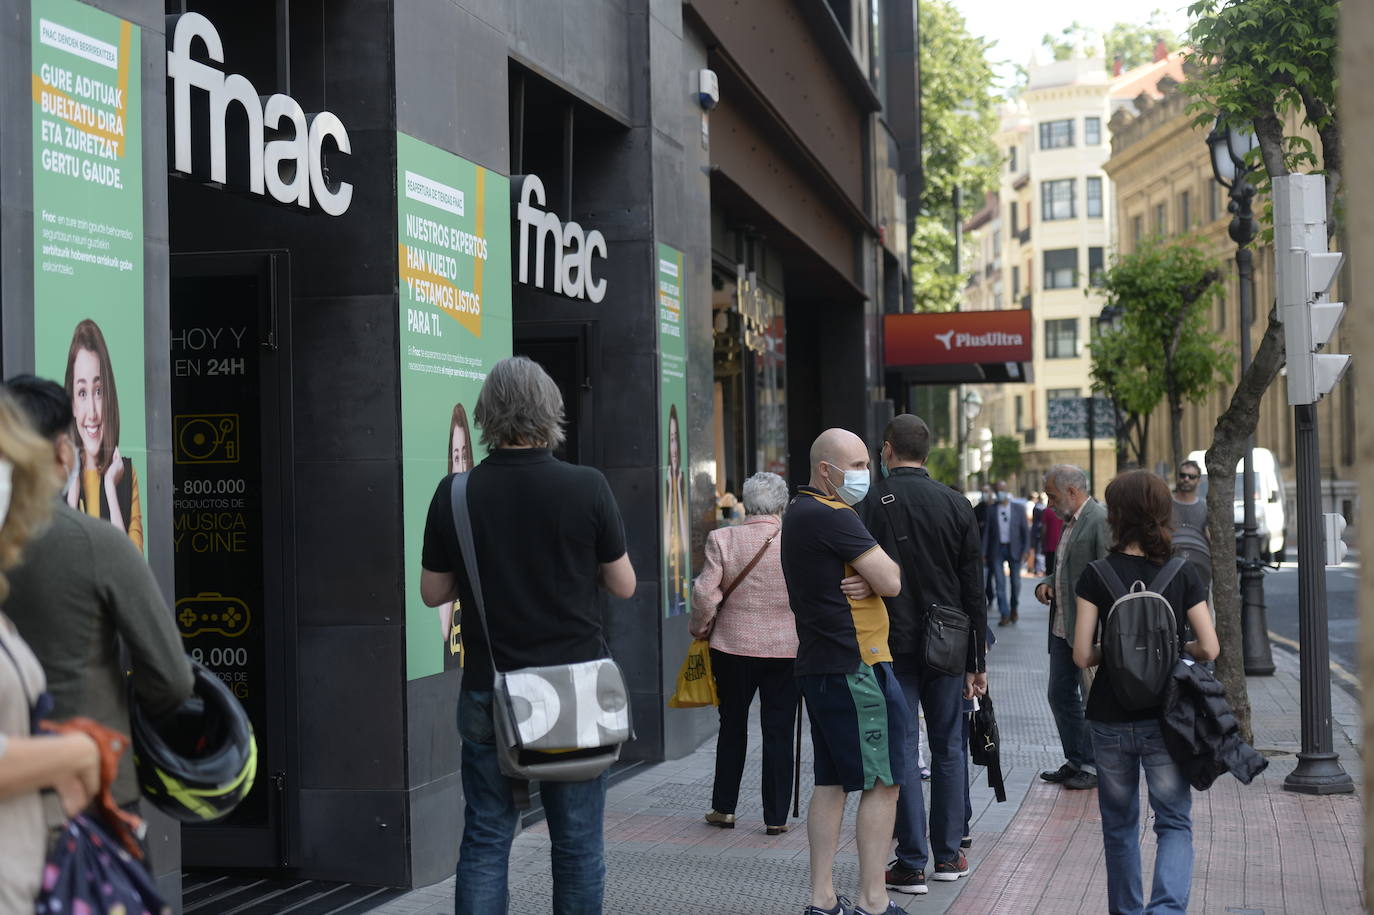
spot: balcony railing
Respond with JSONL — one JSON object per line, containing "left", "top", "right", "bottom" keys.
{"left": 1020, "top": 294, "right": 1033, "bottom": 309}
{"left": 1023, "top": 428, "right": 1037, "bottom": 445}
{"left": 1016, "top": 227, "right": 1031, "bottom": 245}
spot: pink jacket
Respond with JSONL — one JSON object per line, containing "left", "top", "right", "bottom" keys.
{"left": 689, "top": 516, "right": 798, "bottom": 659}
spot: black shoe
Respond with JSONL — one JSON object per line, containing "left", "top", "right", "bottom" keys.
{"left": 1063, "top": 770, "right": 1098, "bottom": 790}
{"left": 960, "top": 835, "right": 972, "bottom": 849}
{"left": 884, "top": 860, "right": 928, "bottom": 895}
{"left": 1040, "top": 763, "right": 1076, "bottom": 783}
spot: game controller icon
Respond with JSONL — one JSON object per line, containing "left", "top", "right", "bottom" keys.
{"left": 176, "top": 592, "right": 251, "bottom": 638}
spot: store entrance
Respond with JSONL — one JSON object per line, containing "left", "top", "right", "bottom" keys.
{"left": 513, "top": 322, "right": 597, "bottom": 465}
{"left": 169, "top": 252, "right": 296, "bottom": 868}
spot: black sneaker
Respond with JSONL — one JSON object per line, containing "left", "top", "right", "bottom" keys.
{"left": 1063, "top": 770, "right": 1098, "bottom": 790}
{"left": 803, "top": 895, "right": 854, "bottom": 915}
{"left": 960, "top": 835, "right": 973, "bottom": 849}
{"left": 1040, "top": 763, "right": 1076, "bottom": 783}
{"left": 885, "top": 860, "right": 928, "bottom": 895}
{"left": 854, "top": 903, "right": 909, "bottom": 915}
{"left": 932, "top": 852, "right": 970, "bottom": 881}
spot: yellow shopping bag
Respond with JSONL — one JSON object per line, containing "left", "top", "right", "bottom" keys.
{"left": 667, "top": 639, "right": 718, "bottom": 708}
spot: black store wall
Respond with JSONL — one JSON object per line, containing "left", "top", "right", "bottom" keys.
{"left": 166, "top": 0, "right": 409, "bottom": 885}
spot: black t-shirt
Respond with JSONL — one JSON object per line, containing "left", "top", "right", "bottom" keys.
{"left": 780, "top": 487, "right": 892, "bottom": 676}
{"left": 1076, "top": 551, "right": 1206, "bottom": 722}
{"left": 421, "top": 449, "right": 628, "bottom": 690}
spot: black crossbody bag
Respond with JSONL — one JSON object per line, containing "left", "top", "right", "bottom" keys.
{"left": 875, "top": 483, "right": 972, "bottom": 677}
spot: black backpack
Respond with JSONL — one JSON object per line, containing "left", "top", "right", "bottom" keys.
{"left": 1090, "top": 557, "right": 1185, "bottom": 710}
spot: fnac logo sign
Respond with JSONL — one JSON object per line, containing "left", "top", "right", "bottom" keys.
{"left": 167, "top": 13, "right": 352, "bottom": 215}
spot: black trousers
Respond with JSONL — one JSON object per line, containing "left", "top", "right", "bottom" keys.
{"left": 709, "top": 649, "right": 798, "bottom": 826}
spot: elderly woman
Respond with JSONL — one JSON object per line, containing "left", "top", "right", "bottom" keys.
{"left": 690, "top": 471, "right": 798, "bottom": 835}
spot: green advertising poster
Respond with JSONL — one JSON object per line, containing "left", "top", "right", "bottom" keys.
{"left": 658, "top": 244, "right": 690, "bottom": 618}
{"left": 31, "top": 0, "right": 146, "bottom": 555}
{"left": 397, "top": 132, "right": 512, "bottom": 680}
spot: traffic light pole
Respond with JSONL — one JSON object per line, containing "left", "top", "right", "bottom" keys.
{"left": 1272, "top": 174, "right": 1354, "bottom": 795}
{"left": 1283, "top": 402, "right": 1354, "bottom": 794}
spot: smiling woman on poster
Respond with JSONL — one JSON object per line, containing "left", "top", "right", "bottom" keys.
{"left": 664, "top": 404, "right": 690, "bottom": 616}
{"left": 64, "top": 319, "right": 142, "bottom": 553}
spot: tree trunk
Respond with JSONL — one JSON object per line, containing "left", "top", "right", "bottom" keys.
{"left": 1204, "top": 304, "right": 1286, "bottom": 744}
{"left": 1170, "top": 396, "right": 1185, "bottom": 473}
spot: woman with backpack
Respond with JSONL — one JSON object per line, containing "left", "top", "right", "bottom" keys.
{"left": 1071, "top": 469, "right": 1220, "bottom": 915}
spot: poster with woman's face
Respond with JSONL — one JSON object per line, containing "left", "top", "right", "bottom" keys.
{"left": 55, "top": 318, "right": 145, "bottom": 553}
{"left": 441, "top": 403, "right": 474, "bottom": 671}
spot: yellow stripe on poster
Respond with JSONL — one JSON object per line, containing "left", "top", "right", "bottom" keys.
{"left": 398, "top": 243, "right": 482, "bottom": 338}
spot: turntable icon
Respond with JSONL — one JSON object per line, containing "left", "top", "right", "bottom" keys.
{"left": 174, "top": 414, "right": 240, "bottom": 464}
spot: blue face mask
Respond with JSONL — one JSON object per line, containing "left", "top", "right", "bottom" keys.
{"left": 827, "top": 463, "right": 870, "bottom": 506}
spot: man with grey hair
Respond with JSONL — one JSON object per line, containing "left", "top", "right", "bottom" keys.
{"left": 420, "top": 355, "right": 636, "bottom": 914}
{"left": 1033, "top": 464, "right": 1107, "bottom": 791}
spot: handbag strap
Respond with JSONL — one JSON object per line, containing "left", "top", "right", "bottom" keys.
{"left": 449, "top": 472, "right": 499, "bottom": 676}
{"left": 719, "top": 526, "right": 777, "bottom": 605}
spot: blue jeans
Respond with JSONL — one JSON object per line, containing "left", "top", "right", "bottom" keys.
{"left": 991, "top": 543, "right": 1018, "bottom": 621}
{"left": 1090, "top": 720, "right": 1193, "bottom": 915}
{"left": 455, "top": 689, "right": 609, "bottom": 915}
{"left": 1048, "top": 635, "right": 1095, "bottom": 773}
{"left": 892, "top": 655, "right": 965, "bottom": 870}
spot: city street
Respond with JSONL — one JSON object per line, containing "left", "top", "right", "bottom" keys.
{"left": 1262, "top": 559, "right": 1361, "bottom": 689}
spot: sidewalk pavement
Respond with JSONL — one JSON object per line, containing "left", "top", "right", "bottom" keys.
{"left": 371, "top": 575, "right": 1365, "bottom": 914}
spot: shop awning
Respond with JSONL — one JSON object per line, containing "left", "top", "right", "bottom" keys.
{"left": 884, "top": 310, "right": 1034, "bottom": 384}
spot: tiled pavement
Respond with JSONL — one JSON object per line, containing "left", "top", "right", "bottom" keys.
{"left": 371, "top": 575, "right": 1365, "bottom": 914}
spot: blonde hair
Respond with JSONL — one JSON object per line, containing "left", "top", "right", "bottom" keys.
{"left": 0, "top": 389, "right": 59, "bottom": 601}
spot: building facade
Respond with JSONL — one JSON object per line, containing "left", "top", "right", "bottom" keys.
{"left": 0, "top": 0, "right": 918, "bottom": 898}
{"left": 1104, "top": 75, "right": 1357, "bottom": 531}
{"left": 962, "top": 49, "right": 1185, "bottom": 492}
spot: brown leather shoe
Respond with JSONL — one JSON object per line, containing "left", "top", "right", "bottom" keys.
{"left": 766, "top": 824, "right": 789, "bottom": 836}
{"left": 705, "top": 810, "right": 736, "bottom": 828}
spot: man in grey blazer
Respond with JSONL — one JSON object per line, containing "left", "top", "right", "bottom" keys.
{"left": 1032, "top": 464, "right": 1107, "bottom": 791}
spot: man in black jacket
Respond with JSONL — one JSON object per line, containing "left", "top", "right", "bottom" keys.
{"left": 858, "top": 414, "right": 988, "bottom": 896}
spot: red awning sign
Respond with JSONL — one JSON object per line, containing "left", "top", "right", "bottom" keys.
{"left": 884, "top": 310, "right": 1033, "bottom": 367}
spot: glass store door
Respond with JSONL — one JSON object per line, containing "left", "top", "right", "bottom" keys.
{"left": 170, "top": 252, "right": 295, "bottom": 868}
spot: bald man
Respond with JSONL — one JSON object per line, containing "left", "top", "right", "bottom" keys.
{"left": 782, "top": 428, "right": 910, "bottom": 915}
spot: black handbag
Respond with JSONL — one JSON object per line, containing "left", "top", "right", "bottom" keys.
{"left": 923, "top": 603, "right": 972, "bottom": 677}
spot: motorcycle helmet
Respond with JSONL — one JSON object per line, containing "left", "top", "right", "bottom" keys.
{"left": 130, "top": 660, "right": 257, "bottom": 822}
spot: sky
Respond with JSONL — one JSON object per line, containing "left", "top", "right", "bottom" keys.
{"left": 947, "top": 0, "right": 1194, "bottom": 90}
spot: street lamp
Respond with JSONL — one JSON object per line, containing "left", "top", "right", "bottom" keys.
{"left": 958, "top": 388, "right": 983, "bottom": 490}
{"left": 1095, "top": 305, "right": 1125, "bottom": 473}
{"left": 1206, "top": 115, "right": 1275, "bottom": 677}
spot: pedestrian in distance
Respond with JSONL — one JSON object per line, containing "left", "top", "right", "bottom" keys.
{"left": 1171, "top": 461, "right": 1212, "bottom": 594}
{"left": 1073, "top": 469, "right": 1219, "bottom": 915}
{"left": 2, "top": 376, "right": 193, "bottom": 817}
{"left": 690, "top": 471, "right": 799, "bottom": 836}
{"left": 983, "top": 481, "right": 1029, "bottom": 626}
{"left": 782, "top": 428, "right": 909, "bottom": 915}
{"left": 419, "top": 356, "right": 637, "bottom": 915}
{"left": 0, "top": 385, "right": 104, "bottom": 912}
{"left": 1034, "top": 464, "right": 1105, "bottom": 791}
{"left": 1027, "top": 492, "right": 1045, "bottom": 574}
{"left": 856, "top": 415, "right": 988, "bottom": 899}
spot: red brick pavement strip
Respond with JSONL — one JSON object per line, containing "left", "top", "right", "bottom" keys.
{"left": 946, "top": 775, "right": 1364, "bottom": 915}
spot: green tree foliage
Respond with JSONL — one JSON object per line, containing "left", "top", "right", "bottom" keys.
{"left": 1183, "top": 0, "right": 1339, "bottom": 742}
{"left": 926, "top": 447, "right": 958, "bottom": 488}
{"left": 1091, "top": 237, "right": 1234, "bottom": 471}
{"left": 1089, "top": 327, "right": 1155, "bottom": 468}
{"left": 988, "top": 435, "right": 1023, "bottom": 482}
{"left": 1042, "top": 14, "right": 1179, "bottom": 71}
{"left": 1185, "top": 0, "right": 1340, "bottom": 220}
{"left": 910, "top": 0, "right": 999, "bottom": 311}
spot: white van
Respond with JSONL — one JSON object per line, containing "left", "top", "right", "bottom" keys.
{"left": 1185, "top": 448, "right": 1287, "bottom": 562}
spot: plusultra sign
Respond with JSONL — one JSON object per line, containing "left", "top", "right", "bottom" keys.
{"left": 166, "top": 13, "right": 353, "bottom": 216}
{"left": 514, "top": 174, "right": 607, "bottom": 303}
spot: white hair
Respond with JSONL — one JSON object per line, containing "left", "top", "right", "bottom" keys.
{"left": 1045, "top": 464, "right": 1088, "bottom": 492}
{"left": 742, "top": 472, "right": 789, "bottom": 516}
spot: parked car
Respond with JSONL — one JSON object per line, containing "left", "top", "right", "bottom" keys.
{"left": 1186, "top": 448, "right": 1287, "bottom": 563}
